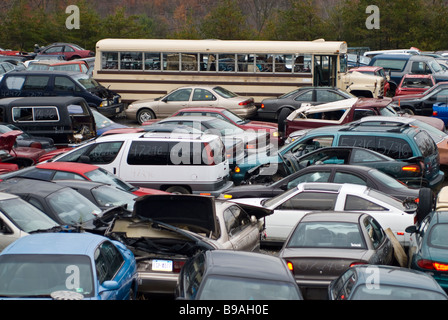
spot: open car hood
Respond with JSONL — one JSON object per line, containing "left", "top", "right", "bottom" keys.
{"left": 133, "top": 194, "right": 220, "bottom": 237}
{"left": 0, "top": 130, "right": 21, "bottom": 152}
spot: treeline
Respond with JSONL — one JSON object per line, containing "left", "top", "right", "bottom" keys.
{"left": 2, "top": 0, "right": 448, "bottom": 52}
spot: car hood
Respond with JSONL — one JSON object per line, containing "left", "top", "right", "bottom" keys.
{"left": 133, "top": 194, "right": 220, "bottom": 237}
{"left": 0, "top": 130, "right": 21, "bottom": 152}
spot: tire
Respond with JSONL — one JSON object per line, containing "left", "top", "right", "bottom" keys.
{"left": 277, "top": 108, "right": 292, "bottom": 136}
{"left": 416, "top": 187, "right": 434, "bottom": 223}
{"left": 137, "top": 108, "right": 156, "bottom": 125}
{"left": 402, "top": 107, "right": 414, "bottom": 115}
{"left": 165, "top": 186, "right": 190, "bottom": 194}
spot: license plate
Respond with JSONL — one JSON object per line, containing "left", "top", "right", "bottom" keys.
{"left": 152, "top": 260, "right": 173, "bottom": 272}
{"left": 116, "top": 107, "right": 120, "bottom": 113}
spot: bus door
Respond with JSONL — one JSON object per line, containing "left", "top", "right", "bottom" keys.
{"left": 313, "top": 55, "right": 338, "bottom": 87}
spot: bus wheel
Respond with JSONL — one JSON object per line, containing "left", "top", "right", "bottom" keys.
{"left": 137, "top": 109, "right": 156, "bottom": 124}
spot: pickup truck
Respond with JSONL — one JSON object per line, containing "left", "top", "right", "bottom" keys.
{"left": 369, "top": 54, "right": 448, "bottom": 94}
{"left": 284, "top": 97, "right": 398, "bottom": 138}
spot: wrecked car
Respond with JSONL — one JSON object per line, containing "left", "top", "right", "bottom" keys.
{"left": 105, "top": 194, "right": 272, "bottom": 296}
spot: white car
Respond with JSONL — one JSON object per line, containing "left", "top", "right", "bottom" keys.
{"left": 231, "top": 182, "right": 417, "bottom": 248}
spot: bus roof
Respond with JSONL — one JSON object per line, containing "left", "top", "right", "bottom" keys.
{"left": 95, "top": 38, "right": 347, "bottom": 55}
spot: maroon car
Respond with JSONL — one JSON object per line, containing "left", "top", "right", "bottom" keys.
{"left": 38, "top": 43, "right": 94, "bottom": 60}
{"left": 284, "top": 97, "right": 398, "bottom": 137}
{"left": 0, "top": 130, "right": 47, "bottom": 167}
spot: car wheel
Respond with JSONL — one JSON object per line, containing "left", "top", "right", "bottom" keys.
{"left": 137, "top": 109, "right": 156, "bottom": 125}
{"left": 416, "top": 187, "right": 434, "bottom": 223}
{"left": 402, "top": 107, "right": 414, "bottom": 115}
{"left": 165, "top": 186, "right": 190, "bottom": 194}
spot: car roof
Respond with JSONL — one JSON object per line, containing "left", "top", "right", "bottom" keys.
{"left": 52, "top": 179, "right": 109, "bottom": 190}
{"left": 95, "top": 130, "right": 217, "bottom": 142}
{"left": 203, "top": 250, "right": 294, "bottom": 282}
{"left": 36, "top": 161, "right": 99, "bottom": 173}
{"left": 0, "top": 96, "right": 86, "bottom": 106}
{"left": 1, "top": 232, "right": 106, "bottom": 256}
{"left": 351, "top": 265, "right": 446, "bottom": 292}
{"left": 301, "top": 211, "right": 364, "bottom": 224}
{"left": 0, "top": 177, "right": 68, "bottom": 197}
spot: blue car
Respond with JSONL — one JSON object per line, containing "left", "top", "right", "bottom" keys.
{"left": 407, "top": 211, "right": 448, "bottom": 292}
{"left": 0, "top": 233, "right": 138, "bottom": 300}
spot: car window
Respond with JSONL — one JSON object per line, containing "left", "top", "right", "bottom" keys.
{"left": 22, "top": 76, "right": 50, "bottom": 91}
{"left": 86, "top": 142, "right": 123, "bottom": 164}
{"left": 166, "top": 89, "right": 192, "bottom": 102}
{"left": 223, "top": 205, "right": 251, "bottom": 236}
{"left": 371, "top": 59, "right": 407, "bottom": 71}
{"left": 286, "top": 171, "right": 331, "bottom": 189}
{"left": 289, "top": 136, "right": 334, "bottom": 156}
{"left": 278, "top": 192, "right": 337, "bottom": 210}
{"left": 192, "top": 89, "right": 216, "bottom": 101}
{"left": 414, "top": 131, "right": 436, "bottom": 157}
{"left": 294, "top": 90, "right": 313, "bottom": 102}
{"left": 315, "top": 90, "right": 346, "bottom": 103}
{"left": 428, "top": 223, "right": 448, "bottom": 248}
{"left": 351, "top": 149, "right": 386, "bottom": 163}
{"left": 333, "top": 172, "right": 367, "bottom": 185}
{"left": 344, "top": 195, "right": 387, "bottom": 211}
{"left": 183, "top": 252, "right": 205, "bottom": 300}
{"left": 64, "top": 45, "right": 75, "bottom": 53}
{"left": 95, "top": 241, "right": 124, "bottom": 283}
{"left": 339, "top": 135, "right": 413, "bottom": 159}
{"left": 54, "top": 76, "right": 79, "bottom": 92}
{"left": 44, "top": 46, "right": 63, "bottom": 53}
{"left": 364, "top": 217, "right": 385, "bottom": 248}
{"left": 353, "top": 109, "right": 376, "bottom": 121}
{"left": 432, "top": 88, "right": 448, "bottom": 99}
{"left": 53, "top": 171, "right": 84, "bottom": 180}
{"left": 330, "top": 269, "right": 356, "bottom": 300}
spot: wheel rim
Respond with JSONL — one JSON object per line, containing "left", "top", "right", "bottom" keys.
{"left": 138, "top": 110, "right": 153, "bottom": 123}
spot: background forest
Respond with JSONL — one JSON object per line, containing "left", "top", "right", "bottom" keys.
{"left": 1, "top": 0, "right": 448, "bottom": 53}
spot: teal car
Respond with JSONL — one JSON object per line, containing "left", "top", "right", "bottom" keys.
{"left": 233, "top": 121, "right": 444, "bottom": 190}
{"left": 406, "top": 211, "right": 448, "bottom": 292}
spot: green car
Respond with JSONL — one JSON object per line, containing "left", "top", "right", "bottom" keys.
{"left": 407, "top": 211, "right": 448, "bottom": 292}
{"left": 233, "top": 121, "right": 444, "bottom": 190}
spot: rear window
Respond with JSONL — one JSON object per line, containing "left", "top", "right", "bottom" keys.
{"left": 127, "top": 140, "right": 224, "bottom": 166}
{"left": 371, "top": 58, "right": 407, "bottom": 71}
{"left": 414, "top": 131, "right": 436, "bottom": 157}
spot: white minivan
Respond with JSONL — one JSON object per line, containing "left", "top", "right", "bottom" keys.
{"left": 49, "top": 131, "right": 234, "bottom": 196}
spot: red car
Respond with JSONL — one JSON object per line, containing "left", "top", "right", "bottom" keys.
{"left": 143, "top": 107, "right": 281, "bottom": 146}
{"left": 1, "top": 130, "right": 47, "bottom": 167}
{"left": 38, "top": 43, "right": 94, "bottom": 60}
{"left": 0, "top": 161, "right": 168, "bottom": 197}
{"left": 395, "top": 74, "right": 436, "bottom": 96}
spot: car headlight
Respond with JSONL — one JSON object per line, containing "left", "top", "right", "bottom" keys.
{"left": 100, "top": 100, "right": 109, "bottom": 107}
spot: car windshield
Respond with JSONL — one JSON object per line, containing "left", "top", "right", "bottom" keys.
{"left": 47, "top": 188, "right": 102, "bottom": 225}
{"left": 212, "top": 86, "right": 238, "bottom": 98}
{"left": 0, "top": 197, "right": 58, "bottom": 233}
{"left": 429, "top": 223, "right": 448, "bottom": 248}
{"left": 221, "top": 109, "right": 246, "bottom": 124}
{"left": 286, "top": 221, "right": 366, "bottom": 249}
{"left": 85, "top": 167, "right": 136, "bottom": 192}
{"left": 0, "top": 254, "right": 94, "bottom": 298}
{"left": 73, "top": 74, "right": 101, "bottom": 90}
{"left": 351, "top": 284, "right": 447, "bottom": 300}
{"left": 412, "top": 119, "right": 447, "bottom": 143}
{"left": 92, "top": 185, "right": 136, "bottom": 211}
{"left": 198, "top": 275, "right": 301, "bottom": 300}
{"left": 429, "top": 60, "right": 444, "bottom": 73}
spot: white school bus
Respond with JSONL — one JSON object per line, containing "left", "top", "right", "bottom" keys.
{"left": 93, "top": 38, "right": 384, "bottom": 106}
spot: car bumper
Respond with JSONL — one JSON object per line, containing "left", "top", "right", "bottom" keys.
{"left": 98, "top": 103, "right": 125, "bottom": 117}
{"left": 124, "top": 107, "right": 138, "bottom": 120}
{"left": 137, "top": 271, "right": 179, "bottom": 295}
{"left": 232, "top": 105, "right": 257, "bottom": 119}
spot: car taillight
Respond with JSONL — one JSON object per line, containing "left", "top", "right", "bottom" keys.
{"left": 350, "top": 262, "right": 367, "bottom": 267}
{"left": 402, "top": 164, "right": 421, "bottom": 173}
{"left": 203, "top": 142, "right": 215, "bottom": 165}
{"left": 239, "top": 98, "right": 254, "bottom": 106}
{"left": 433, "top": 111, "right": 438, "bottom": 116}
{"left": 30, "top": 142, "right": 42, "bottom": 149}
{"left": 173, "top": 261, "right": 186, "bottom": 273}
{"left": 286, "top": 261, "right": 294, "bottom": 272}
{"left": 417, "top": 259, "right": 448, "bottom": 271}
{"left": 261, "top": 103, "right": 265, "bottom": 109}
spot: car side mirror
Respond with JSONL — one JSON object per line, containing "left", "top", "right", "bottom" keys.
{"left": 78, "top": 155, "right": 91, "bottom": 164}
{"left": 99, "top": 280, "right": 120, "bottom": 293}
{"left": 250, "top": 215, "right": 257, "bottom": 225}
{"left": 405, "top": 225, "right": 418, "bottom": 234}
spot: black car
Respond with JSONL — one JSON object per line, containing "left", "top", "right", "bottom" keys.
{"left": 0, "top": 177, "right": 122, "bottom": 233}
{"left": 257, "top": 86, "right": 354, "bottom": 126}
{"left": 222, "top": 163, "right": 427, "bottom": 201}
{"left": 391, "top": 81, "right": 448, "bottom": 115}
{"left": 175, "top": 250, "right": 303, "bottom": 300}
{"left": 52, "top": 179, "right": 137, "bottom": 212}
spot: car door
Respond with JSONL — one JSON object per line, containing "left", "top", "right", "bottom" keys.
{"left": 157, "top": 88, "right": 192, "bottom": 117}
{"left": 363, "top": 216, "right": 393, "bottom": 265}
{"left": 188, "top": 88, "right": 218, "bottom": 108}
{"left": 222, "top": 205, "right": 260, "bottom": 251}
{"left": 423, "top": 88, "right": 448, "bottom": 110}
{"left": 265, "top": 191, "right": 338, "bottom": 243}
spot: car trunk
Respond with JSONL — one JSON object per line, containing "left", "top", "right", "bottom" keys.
{"left": 281, "top": 247, "right": 369, "bottom": 286}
